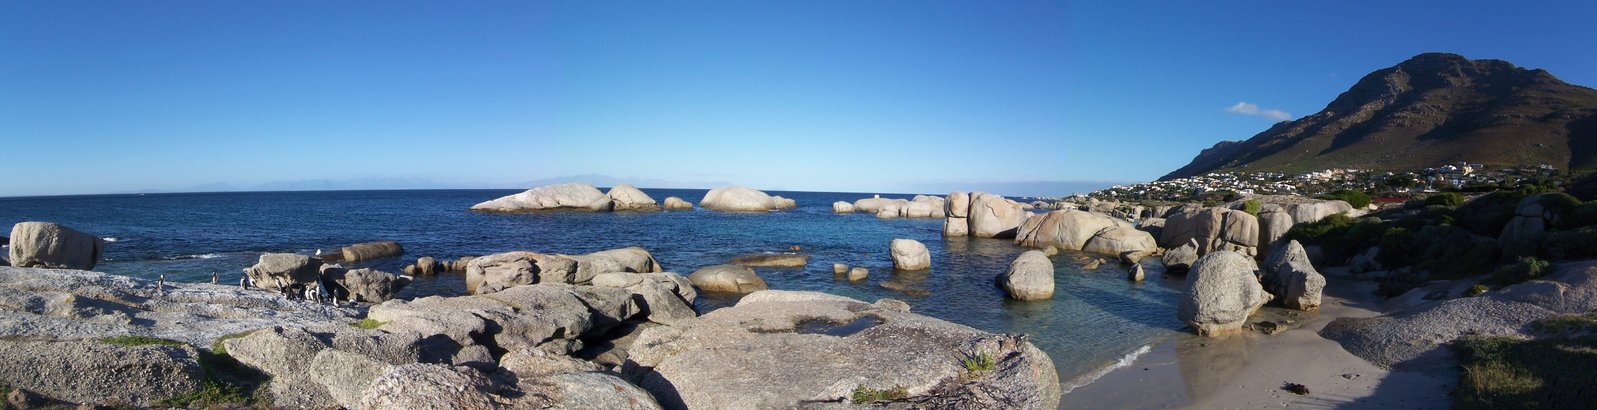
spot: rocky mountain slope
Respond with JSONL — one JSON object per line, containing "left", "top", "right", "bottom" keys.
{"left": 1163, "top": 53, "right": 1597, "bottom": 179}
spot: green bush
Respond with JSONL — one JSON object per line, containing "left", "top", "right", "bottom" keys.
{"left": 1454, "top": 191, "right": 1532, "bottom": 237}
{"left": 1451, "top": 335, "right": 1597, "bottom": 409}
{"left": 1544, "top": 227, "right": 1597, "bottom": 261}
{"left": 1242, "top": 200, "right": 1261, "bottom": 216}
{"left": 102, "top": 336, "right": 185, "bottom": 348}
{"left": 1425, "top": 193, "right": 1466, "bottom": 207}
{"left": 1484, "top": 257, "right": 1552, "bottom": 287}
{"left": 1466, "top": 284, "right": 1489, "bottom": 297}
{"left": 1320, "top": 189, "right": 1372, "bottom": 209}
{"left": 1286, "top": 214, "right": 1356, "bottom": 243}
{"left": 850, "top": 386, "right": 908, "bottom": 403}
{"left": 351, "top": 318, "right": 387, "bottom": 329}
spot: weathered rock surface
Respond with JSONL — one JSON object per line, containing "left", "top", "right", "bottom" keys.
{"left": 0, "top": 339, "right": 203, "bottom": 407}
{"left": 359, "top": 363, "right": 502, "bottom": 409}
{"left": 337, "top": 268, "right": 410, "bottom": 303}
{"left": 1177, "top": 251, "right": 1271, "bottom": 336}
{"left": 966, "top": 192, "right": 1029, "bottom": 238}
{"left": 687, "top": 264, "right": 767, "bottom": 293}
{"left": 728, "top": 252, "right": 809, "bottom": 268}
{"left": 626, "top": 290, "right": 1060, "bottom": 409}
{"left": 1261, "top": 240, "right": 1325, "bottom": 310}
{"left": 832, "top": 201, "right": 855, "bottom": 213}
{"left": 1014, "top": 210, "right": 1131, "bottom": 252}
{"left": 1500, "top": 193, "right": 1560, "bottom": 241}
{"left": 607, "top": 184, "right": 660, "bottom": 211}
{"left": 1082, "top": 226, "right": 1158, "bottom": 258}
{"left": 1323, "top": 261, "right": 1597, "bottom": 370}
{"left": 244, "top": 253, "right": 323, "bottom": 292}
{"left": 1159, "top": 207, "right": 1260, "bottom": 256}
{"left": 699, "top": 186, "right": 795, "bottom": 212}
{"left": 1161, "top": 239, "right": 1199, "bottom": 272}
{"left": 340, "top": 240, "right": 404, "bottom": 262}
{"left": 1000, "top": 250, "right": 1055, "bottom": 300}
{"left": 591, "top": 272, "right": 698, "bottom": 325}
{"left": 942, "top": 217, "right": 969, "bottom": 237}
{"left": 470, "top": 182, "right": 614, "bottom": 212}
{"left": 8, "top": 222, "right": 104, "bottom": 270}
{"left": 890, "top": 239, "right": 931, "bottom": 270}
{"left": 662, "top": 196, "right": 694, "bottom": 210}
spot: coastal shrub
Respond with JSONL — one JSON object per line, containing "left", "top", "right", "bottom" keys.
{"left": 101, "top": 335, "right": 185, "bottom": 348}
{"left": 1425, "top": 193, "right": 1466, "bottom": 207}
{"left": 352, "top": 318, "right": 387, "bottom": 329}
{"left": 1451, "top": 335, "right": 1597, "bottom": 409}
{"left": 1454, "top": 191, "right": 1531, "bottom": 237}
{"left": 158, "top": 379, "right": 250, "bottom": 408}
{"left": 1530, "top": 313, "right": 1597, "bottom": 337}
{"left": 1242, "top": 200, "right": 1261, "bottom": 216}
{"left": 1466, "top": 284, "right": 1489, "bottom": 297}
{"left": 850, "top": 386, "right": 908, "bottom": 403}
{"left": 1376, "top": 269, "right": 1427, "bottom": 298}
{"left": 1285, "top": 214, "right": 1356, "bottom": 243}
{"left": 1319, "top": 189, "right": 1372, "bottom": 209}
{"left": 960, "top": 349, "right": 997, "bottom": 377}
{"left": 1483, "top": 257, "right": 1551, "bottom": 287}
{"left": 1543, "top": 227, "right": 1597, "bottom": 261}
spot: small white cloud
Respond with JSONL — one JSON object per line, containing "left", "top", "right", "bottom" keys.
{"left": 1225, "top": 101, "right": 1292, "bottom": 121}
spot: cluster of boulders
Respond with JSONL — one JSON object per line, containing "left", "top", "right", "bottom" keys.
{"left": 943, "top": 192, "right": 1034, "bottom": 238}
{"left": 1013, "top": 209, "right": 1158, "bottom": 262}
{"left": 470, "top": 183, "right": 663, "bottom": 212}
{"left": 837, "top": 195, "right": 949, "bottom": 219}
{"left": 243, "top": 252, "right": 412, "bottom": 304}
{"left": 402, "top": 255, "right": 475, "bottom": 275}
{"left": 698, "top": 186, "right": 796, "bottom": 212}
{"left": 462, "top": 247, "right": 666, "bottom": 295}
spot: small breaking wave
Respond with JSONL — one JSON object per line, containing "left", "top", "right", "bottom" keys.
{"left": 167, "top": 253, "right": 223, "bottom": 260}
{"left": 103, "top": 237, "right": 120, "bottom": 242}
{"left": 1059, "top": 344, "right": 1153, "bottom": 394}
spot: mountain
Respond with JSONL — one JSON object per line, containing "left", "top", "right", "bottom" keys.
{"left": 1162, "top": 53, "right": 1597, "bottom": 180}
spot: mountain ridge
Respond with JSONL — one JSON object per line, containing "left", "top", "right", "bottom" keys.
{"left": 1163, "top": 52, "right": 1597, "bottom": 179}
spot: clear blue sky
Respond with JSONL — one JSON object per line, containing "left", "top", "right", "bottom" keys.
{"left": 3, "top": 1, "right": 1594, "bottom": 197}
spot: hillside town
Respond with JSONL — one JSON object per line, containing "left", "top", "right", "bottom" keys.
{"left": 1080, "top": 162, "right": 1570, "bottom": 204}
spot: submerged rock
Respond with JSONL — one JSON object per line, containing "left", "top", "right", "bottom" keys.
{"left": 687, "top": 264, "right": 768, "bottom": 293}
{"left": 626, "top": 290, "right": 1060, "bottom": 409}
{"left": 8, "top": 222, "right": 104, "bottom": 270}
{"left": 728, "top": 252, "right": 809, "bottom": 268}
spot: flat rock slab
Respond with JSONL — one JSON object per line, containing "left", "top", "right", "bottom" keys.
{"left": 626, "top": 290, "right": 1060, "bottom": 410}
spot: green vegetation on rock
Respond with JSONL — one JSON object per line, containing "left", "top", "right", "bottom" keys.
{"left": 1242, "top": 200, "right": 1261, "bottom": 216}
{"left": 1425, "top": 193, "right": 1466, "bottom": 207}
{"left": 850, "top": 385, "right": 908, "bottom": 403}
{"left": 960, "top": 349, "right": 997, "bottom": 378}
{"left": 1319, "top": 189, "right": 1372, "bottom": 209}
{"left": 352, "top": 318, "right": 387, "bottom": 329}
{"left": 101, "top": 335, "right": 184, "bottom": 348}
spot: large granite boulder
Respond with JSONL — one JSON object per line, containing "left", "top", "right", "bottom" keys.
{"left": 1159, "top": 207, "right": 1260, "bottom": 256}
{"left": 890, "top": 239, "right": 931, "bottom": 270}
{"left": 336, "top": 268, "right": 410, "bottom": 303}
{"left": 1161, "top": 239, "right": 1199, "bottom": 272}
{"left": 245, "top": 253, "right": 322, "bottom": 292}
{"left": 358, "top": 364, "right": 502, "bottom": 409}
{"left": 1013, "top": 210, "right": 1130, "bottom": 251}
{"left": 607, "top": 184, "right": 661, "bottom": 211}
{"left": 1287, "top": 200, "right": 1355, "bottom": 224}
{"left": 1257, "top": 205, "right": 1296, "bottom": 250}
{"left": 591, "top": 272, "right": 697, "bottom": 325}
{"left": 470, "top": 182, "right": 613, "bottom": 212}
{"left": 1501, "top": 193, "right": 1562, "bottom": 241}
{"left": 464, "top": 251, "right": 547, "bottom": 294}
{"left": 584, "top": 247, "right": 665, "bottom": 274}
{"left": 1261, "top": 240, "right": 1325, "bottom": 311}
{"left": 687, "top": 264, "right": 768, "bottom": 293}
{"left": 942, "top": 217, "right": 970, "bottom": 237}
{"left": 699, "top": 186, "right": 794, "bottom": 212}
{"left": 1176, "top": 251, "right": 1271, "bottom": 336}
{"left": 626, "top": 290, "right": 1060, "bottom": 409}
{"left": 999, "top": 250, "right": 1054, "bottom": 300}
{"left": 1082, "top": 226, "right": 1158, "bottom": 258}
{"left": 662, "top": 196, "right": 694, "bottom": 210}
{"left": 946, "top": 191, "right": 971, "bottom": 218}
{"left": 0, "top": 339, "right": 203, "bottom": 407}
{"left": 832, "top": 201, "right": 855, "bottom": 213}
{"left": 340, "top": 241, "right": 404, "bottom": 262}
{"left": 967, "top": 192, "right": 1028, "bottom": 238}
{"left": 7, "top": 222, "right": 104, "bottom": 270}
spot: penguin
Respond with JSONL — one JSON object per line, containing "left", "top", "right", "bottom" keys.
{"left": 211, "top": 271, "right": 218, "bottom": 284}
{"left": 156, "top": 274, "right": 165, "bottom": 295}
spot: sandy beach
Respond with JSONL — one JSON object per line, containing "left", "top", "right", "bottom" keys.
{"left": 1062, "top": 269, "right": 1456, "bottom": 409}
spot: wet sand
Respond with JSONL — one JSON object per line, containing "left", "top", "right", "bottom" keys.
{"left": 1061, "top": 270, "right": 1455, "bottom": 409}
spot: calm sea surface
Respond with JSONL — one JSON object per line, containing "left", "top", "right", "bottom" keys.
{"left": 0, "top": 189, "right": 1188, "bottom": 391}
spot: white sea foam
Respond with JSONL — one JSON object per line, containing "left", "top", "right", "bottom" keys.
{"left": 168, "top": 253, "right": 223, "bottom": 260}
{"left": 103, "top": 237, "right": 119, "bottom": 242}
{"left": 1059, "top": 344, "right": 1153, "bottom": 394}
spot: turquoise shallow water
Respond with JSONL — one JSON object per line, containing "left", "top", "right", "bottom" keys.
{"left": 0, "top": 189, "right": 1188, "bottom": 390}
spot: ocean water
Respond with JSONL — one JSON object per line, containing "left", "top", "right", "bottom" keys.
{"left": 0, "top": 189, "right": 1189, "bottom": 391}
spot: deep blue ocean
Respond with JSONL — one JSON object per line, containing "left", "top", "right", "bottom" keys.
{"left": 0, "top": 188, "right": 1187, "bottom": 391}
